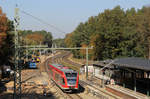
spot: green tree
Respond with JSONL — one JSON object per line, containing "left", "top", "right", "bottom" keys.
{"left": 53, "top": 38, "right": 66, "bottom": 47}
{"left": 136, "top": 7, "right": 150, "bottom": 58}
{"left": 65, "top": 6, "right": 150, "bottom": 60}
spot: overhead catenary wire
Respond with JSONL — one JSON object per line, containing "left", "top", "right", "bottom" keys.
{"left": 20, "top": 10, "right": 66, "bottom": 36}
{"left": 20, "top": 9, "right": 67, "bottom": 64}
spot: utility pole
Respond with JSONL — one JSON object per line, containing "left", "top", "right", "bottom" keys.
{"left": 14, "top": 5, "right": 21, "bottom": 99}
{"left": 40, "top": 42, "right": 41, "bottom": 56}
{"left": 52, "top": 43, "right": 54, "bottom": 64}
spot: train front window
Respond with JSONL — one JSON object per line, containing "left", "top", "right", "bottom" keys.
{"left": 65, "top": 73, "right": 77, "bottom": 77}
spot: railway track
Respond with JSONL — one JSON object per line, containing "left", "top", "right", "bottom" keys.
{"left": 61, "top": 51, "right": 82, "bottom": 67}
{"left": 79, "top": 80, "right": 120, "bottom": 99}
{"left": 20, "top": 51, "right": 143, "bottom": 99}
{"left": 40, "top": 51, "right": 121, "bottom": 99}
{"left": 21, "top": 69, "right": 40, "bottom": 83}
{"left": 66, "top": 93, "right": 82, "bottom": 99}
{"left": 48, "top": 51, "right": 81, "bottom": 71}
{"left": 56, "top": 51, "right": 82, "bottom": 71}
{"left": 42, "top": 51, "right": 83, "bottom": 99}
{"left": 42, "top": 51, "right": 120, "bottom": 99}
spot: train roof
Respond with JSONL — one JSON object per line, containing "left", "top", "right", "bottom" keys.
{"left": 51, "top": 64, "right": 77, "bottom": 73}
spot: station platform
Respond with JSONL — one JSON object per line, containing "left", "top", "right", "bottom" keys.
{"left": 106, "top": 85, "right": 149, "bottom": 99}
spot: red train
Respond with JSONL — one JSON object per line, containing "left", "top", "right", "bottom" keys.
{"left": 48, "top": 64, "right": 79, "bottom": 91}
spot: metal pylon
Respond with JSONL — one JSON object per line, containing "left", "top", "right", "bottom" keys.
{"left": 14, "top": 6, "right": 21, "bottom": 99}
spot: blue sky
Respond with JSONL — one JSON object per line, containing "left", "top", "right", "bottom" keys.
{"left": 0, "top": 0, "right": 150, "bottom": 38}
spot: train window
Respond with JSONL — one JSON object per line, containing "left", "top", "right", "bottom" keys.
{"left": 67, "top": 79, "right": 76, "bottom": 82}
{"left": 65, "top": 73, "right": 77, "bottom": 77}
{"left": 56, "top": 73, "right": 59, "bottom": 80}
{"left": 58, "top": 75, "right": 60, "bottom": 83}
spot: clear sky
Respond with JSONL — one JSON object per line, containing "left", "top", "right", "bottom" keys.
{"left": 0, "top": 0, "right": 150, "bottom": 38}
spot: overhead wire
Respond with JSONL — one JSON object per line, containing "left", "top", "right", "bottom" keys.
{"left": 20, "top": 9, "right": 66, "bottom": 64}
{"left": 20, "top": 9, "right": 66, "bottom": 37}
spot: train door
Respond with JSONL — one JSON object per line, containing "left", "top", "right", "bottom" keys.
{"left": 60, "top": 76, "right": 65, "bottom": 85}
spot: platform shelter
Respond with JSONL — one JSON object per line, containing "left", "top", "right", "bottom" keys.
{"left": 93, "top": 57, "right": 150, "bottom": 96}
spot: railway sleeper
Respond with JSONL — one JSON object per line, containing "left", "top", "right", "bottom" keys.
{"left": 86, "top": 86, "right": 110, "bottom": 99}
{"left": 88, "top": 88, "right": 109, "bottom": 99}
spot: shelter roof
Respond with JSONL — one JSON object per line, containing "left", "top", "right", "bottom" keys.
{"left": 112, "top": 57, "right": 150, "bottom": 71}
{"left": 93, "top": 57, "right": 150, "bottom": 71}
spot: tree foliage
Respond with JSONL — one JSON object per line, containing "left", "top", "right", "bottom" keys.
{"left": 53, "top": 38, "right": 66, "bottom": 47}
{"left": 20, "top": 30, "right": 53, "bottom": 47}
{"left": 0, "top": 7, "right": 14, "bottom": 65}
{"left": 0, "top": 7, "right": 7, "bottom": 47}
{"left": 65, "top": 6, "right": 150, "bottom": 60}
